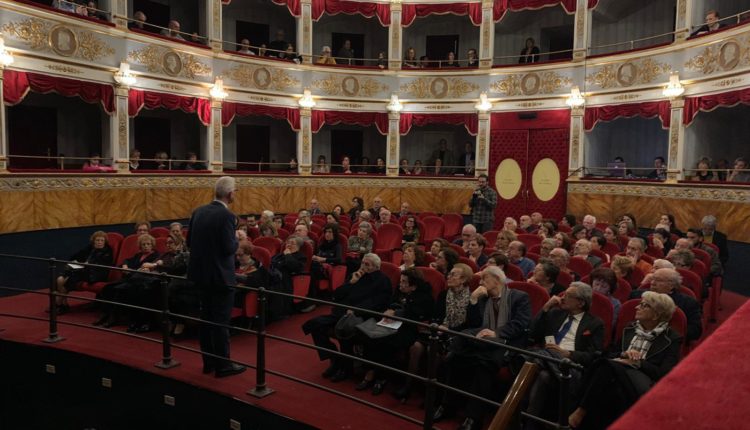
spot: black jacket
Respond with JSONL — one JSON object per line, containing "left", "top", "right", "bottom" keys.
{"left": 530, "top": 308, "right": 605, "bottom": 367}
{"left": 187, "top": 201, "right": 239, "bottom": 288}
{"left": 710, "top": 230, "right": 729, "bottom": 265}
{"left": 332, "top": 270, "right": 392, "bottom": 318}
{"left": 316, "top": 240, "right": 342, "bottom": 265}
{"left": 389, "top": 280, "right": 434, "bottom": 322}
{"left": 70, "top": 244, "right": 114, "bottom": 283}
{"left": 616, "top": 324, "right": 682, "bottom": 384}
{"left": 467, "top": 289, "right": 531, "bottom": 348}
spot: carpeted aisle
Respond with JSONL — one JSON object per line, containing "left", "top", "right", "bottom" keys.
{"left": 610, "top": 295, "right": 750, "bottom": 430}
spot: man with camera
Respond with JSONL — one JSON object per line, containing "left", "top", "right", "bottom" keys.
{"left": 469, "top": 174, "right": 497, "bottom": 233}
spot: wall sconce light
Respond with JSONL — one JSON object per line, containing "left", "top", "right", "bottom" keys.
{"left": 475, "top": 92, "right": 492, "bottom": 112}
{"left": 113, "top": 61, "right": 136, "bottom": 86}
{"left": 662, "top": 72, "right": 685, "bottom": 98}
{"left": 298, "top": 89, "right": 316, "bottom": 108}
{"left": 566, "top": 86, "right": 585, "bottom": 107}
{"left": 386, "top": 93, "right": 403, "bottom": 112}
{"left": 0, "top": 37, "right": 15, "bottom": 67}
{"left": 209, "top": 76, "right": 228, "bottom": 99}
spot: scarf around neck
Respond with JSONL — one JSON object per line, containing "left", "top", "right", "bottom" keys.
{"left": 628, "top": 321, "right": 668, "bottom": 358}
{"left": 444, "top": 286, "right": 470, "bottom": 329}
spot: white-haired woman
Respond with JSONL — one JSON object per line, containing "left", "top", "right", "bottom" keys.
{"left": 569, "top": 291, "right": 682, "bottom": 429}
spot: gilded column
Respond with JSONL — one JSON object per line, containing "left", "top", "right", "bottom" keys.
{"left": 569, "top": 106, "right": 585, "bottom": 178}
{"left": 298, "top": 108, "right": 312, "bottom": 175}
{"left": 674, "top": 0, "right": 692, "bottom": 42}
{"left": 479, "top": 0, "right": 494, "bottom": 69}
{"left": 206, "top": 100, "right": 224, "bottom": 173}
{"left": 0, "top": 69, "right": 7, "bottom": 172}
{"left": 109, "top": 85, "right": 130, "bottom": 173}
{"left": 111, "top": 0, "right": 128, "bottom": 29}
{"left": 475, "top": 112, "right": 490, "bottom": 177}
{"left": 386, "top": 112, "right": 400, "bottom": 177}
{"left": 388, "top": 2, "right": 402, "bottom": 70}
{"left": 572, "top": 0, "right": 590, "bottom": 62}
{"left": 298, "top": 0, "right": 313, "bottom": 63}
{"left": 207, "top": 0, "right": 223, "bottom": 51}
{"left": 667, "top": 98, "right": 685, "bottom": 182}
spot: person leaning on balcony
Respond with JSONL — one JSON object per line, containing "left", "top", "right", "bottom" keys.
{"left": 161, "top": 20, "right": 185, "bottom": 41}
{"left": 691, "top": 10, "right": 725, "bottom": 37}
{"left": 316, "top": 46, "right": 337, "bottom": 65}
{"left": 237, "top": 39, "right": 255, "bottom": 55}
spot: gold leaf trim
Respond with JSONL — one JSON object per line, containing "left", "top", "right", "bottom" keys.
{"left": 568, "top": 183, "right": 750, "bottom": 203}
{"left": 338, "top": 103, "right": 364, "bottom": 108}
{"left": 490, "top": 72, "right": 571, "bottom": 97}
{"left": 400, "top": 77, "right": 478, "bottom": 99}
{"left": 713, "top": 78, "right": 743, "bottom": 87}
{"left": 129, "top": 45, "right": 211, "bottom": 79}
{"left": 159, "top": 83, "right": 185, "bottom": 91}
{"left": 586, "top": 58, "right": 671, "bottom": 89}
{"left": 516, "top": 102, "right": 543, "bottom": 108}
{"left": 224, "top": 64, "right": 299, "bottom": 91}
{"left": 424, "top": 105, "right": 451, "bottom": 110}
{"left": 613, "top": 94, "right": 641, "bottom": 101}
{"left": 45, "top": 64, "right": 82, "bottom": 74}
{"left": 3, "top": 18, "right": 113, "bottom": 61}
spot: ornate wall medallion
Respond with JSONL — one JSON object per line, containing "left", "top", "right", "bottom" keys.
{"left": 225, "top": 64, "right": 299, "bottom": 90}
{"left": 161, "top": 50, "right": 183, "bottom": 76}
{"left": 129, "top": 45, "right": 211, "bottom": 79}
{"left": 341, "top": 76, "right": 360, "bottom": 96}
{"left": 718, "top": 40, "right": 741, "bottom": 71}
{"left": 586, "top": 58, "right": 671, "bottom": 89}
{"left": 430, "top": 77, "right": 448, "bottom": 98}
{"left": 491, "top": 72, "right": 570, "bottom": 97}
{"left": 253, "top": 67, "right": 272, "bottom": 89}
{"left": 3, "top": 18, "right": 113, "bottom": 61}
{"left": 521, "top": 73, "right": 541, "bottom": 95}
{"left": 616, "top": 62, "right": 638, "bottom": 87}
{"left": 48, "top": 25, "right": 77, "bottom": 57}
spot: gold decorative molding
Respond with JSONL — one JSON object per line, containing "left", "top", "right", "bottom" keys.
{"left": 159, "top": 83, "right": 186, "bottom": 91}
{"left": 567, "top": 182, "right": 750, "bottom": 203}
{"left": 128, "top": 45, "right": 211, "bottom": 79}
{"left": 400, "top": 77, "right": 478, "bottom": 99}
{"left": 249, "top": 95, "right": 276, "bottom": 102}
{"left": 516, "top": 101, "right": 543, "bottom": 108}
{"left": 668, "top": 118, "right": 679, "bottom": 169}
{"left": 490, "top": 72, "right": 571, "bottom": 96}
{"left": 570, "top": 122, "right": 580, "bottom": 168}
{"left": 2, "top": 18, "right": 113, "bottom": 62}
{"left": 311, "top": 75, "right": 388, "bottom": 97}
{"left": 45, "top": 64, "right": 82, "bottom": 74}
{"left": 117, "top": 110, "right": 127, "bottom": 152}
{"left": 338, "top": 103, "right": 364, "bottom": 108}
{"left": 224, "top": 64, "right": 299, "bottom": 91}
{"left": 713, "top": 78, "right": 743, "bottom": 88}
{"left": 586, "top": 58, "right": 671, "bottom": 89}
{"left": 613, "top": 94, "right": 641, "bottom": 101}
{"left": 685, "top": 37, "right": 747, "bottom": 75}
{"left": 424, "top": 104, "right": 451, "bottom": 110}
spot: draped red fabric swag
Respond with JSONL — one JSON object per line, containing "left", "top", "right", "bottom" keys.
{"left": 400, "top": 113, "right": 478, "bottom": 135}
{"left": 401, "top": 3, "right": 483, "bottom": 26}
{"left": 310, "top": 110, "right": 390, "bottom": 134}
{"left": 221, "top": 101, "right": 301, "bottom": 129}
{"left": 584, "top": 101, "right": 671, "bottom": 131}
{"left": 683, "top": 87, "right": 750, "bottom": 125}
{"left": 128, "top": 89, "right": 212, "bottom": 125}
{"left": 3, "top": 69, "right": 115, "bottom": 113}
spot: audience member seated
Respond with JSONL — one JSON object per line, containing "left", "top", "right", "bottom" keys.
{"left": 553, "top": 231, "right": 572, "bottom": 251}
{"left": 640, "top": 259, "right": 675, "bottom": 288}
{"left": 519, "top": 215, "right": 535, "bottom": 233}
{"left": 626, "top": 237, "right": 653, "bottom": 273}
{"left": 259, "top": 222, "right": 278, "bottom": 238}
{"left": 433, "top": 266, "right": 531, "bottom": 429}
{"left": 454, "top": 224, "right": 477, "bottom": 253}
{"left": 399, "top": 242, "right": 425, "bottom": 270}
{"left": 356, "top": 157, "right": 370, "bottom": 174}
{"left": 519, "top": 38, "right": 540, "bottom": 64}
{"left": 429, "top": 139, "right": 455, "bottom": 175}
{"left": 54, "top": 230, "right": 113, "bottom": 313}
{"left": 128, "top": 10, "right": 155, "bottom": 32}
{"left": 486, "top": 252, "right": 510, "bottom": 271}
{"left": 412, "top": 160, "right": 424, "bottom": 175}
{"left": 373, "top": 158, "right": 386, "bottom": 175}
{"left": 650, "top": 228, "right": 672, "bottom": 257}
{"left": 429, "top": 247, "right": 459, "bottom": 277}
{"left": 83, "top": 154, "right": 114, "bottom": 172}
{"left": 691, "top": 10, "right": 725, "bottom": 37}
{"left": 402, "top": 215, "right": 420, "bottom": 243}
{"left": 348, "top": 196, "right": 363, "bottom": 221}
{"left": 685, "top": 228, "right": 722, "bottom": 276}
{"left": 313, "top": 155, "right": 330, "bottom": 173}
{"left": 658, "top": 213, "right": 683, "bottom": 237}
{"left": 234, "top": 239, "right": 268, "bottom": 298}
{"left": 537, "top": 222, "right": 556, "bottom": 239}
{"left": 237, "top": 39, "right": 255, "bottom": 55}
{"left": 399, "top": 159, "right": 411, "bottom": 175}
{"left": 280, "top": 44, "right": 302, "bottom": 63}
{"left": 503, "top": 217, "right": 518, "bottom": 233}
{"left": 528, "top": 262, "right": 565, "bottom": 296}
{"left": 495, "top": 230, "right": 517, "bottom": 256}
{"left": 611, "top": 254, "right": 639, "bottom": 289}
{"left": 377, "top": 51, "right": 387, "bottom": 69}
{"left": 429, "top": 239, "right": 451, "bottom": 260}
{"left": 691, "top": 157, "right": 716, "bottom": 182}
{"left": 338, "top": 156, "right": 353, "bottom": 174}
{"left": 582, "top": 215, "right": 603, "bottom": 238}
{"left": 397, "top": 202, "right": 411, "bottom": 219}
{"left": 525, "top": 282, "right": 604, "bottom": 429}
{"left": 95, "top": 234, "right": 160, "bottom": 329}
{"left": 568, "top": 292, "right": 681, "bottom": 429}
{"left": 701, "top": 215, "right": 728, "bottom": 265}
{"left": 302, "top": 253, "right": 392, "bottom": 382}
{"left": 573, "top": 239, "right": 602, "bottom": 268}
{"left": 84, "top": 1, "right": 107, "bottom": 20}
{"left": 336, "top": 40, "right": 354, "bottom": 65}
{"left": 509, "top": 240, "right": 535, "bottom": 277}
{"left": 602, "top": 225, "right": 620, "bottom": 247}
{"left": 129, "top": 149, "right": 142, "bottom": 170}
{"left": 560, "top": 214, "right": 576, "bottom": 229}
{"left": 396, "top": 262, "right": 474, "bottom": 402}
{"left": 356, "top": 267, "right": 433, "bottom": 395}
{"left": 403, "top": 47, "right": 418, "bottom": 68}
{"left": 443, "top": 51, "right": 461, "bottom": 68}
{"left": 419, "top": 56, "right": 431, "bottom": 68}
{"left": 316, "top": 46, "right": 337, "bottom": 65}
{"left": 630, "top": 268, "right": 702, "bottom": 341}
{"left": 467, "top": 235, "right": 489, "bottom": 268}
{"left": 727, "top": 157, "right": 750, "bottom": 182}
{"left": 646, "top": 156, "right": 667, "bottom": 180}
{"left": 181, "top": 152, "right": 206, "bottom": 170}
{"left": 666, "top": 247, "right": 695, "bottom": 271}
{"left": 539, "top": 238, "right": 556, "bottom": 259}
{"left": 466, "top": 48, "right": 479, "bottom": 68}
{"left": 368, "top": 196, "right": 384, "bottom": 219}
{"left": 590, "top": 267, "right": 621, "bottom": 325}
{"left": 550, "top": 247, "right": 578, "bottom": 282}
{"left": 161, "top": 20, "right": 185, "bottom": 40}
{"left": 271, "top": 236, "right": 307, "bottom": 316}
{"left": 288, "top": 157, "right": 299, "bottom": 172}
{"left": 309, "top": 223, "right": 343, "bottom": 306}
{"left": 714, "top": 158, "right": 729, "bottom": 181}
{"left": 346, "top": 221, "right": 374, "bottom": 273}
{"left": 267, "top": 29, "right": 288, "bottom": 56}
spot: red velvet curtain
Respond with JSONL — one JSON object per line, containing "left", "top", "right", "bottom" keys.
{"left": 128, "top": 89, "right": 212, "bottom": 125}
{"left": 400, "top": 113, "right": 478, "bottom": 135}
{"left": 402, "top": 3, "right": 482, "bottom": 26}
{"left": 319, "top": 0, "right": 390, "bottom": 25}
{"left": 584, "top": 101, "right": 671, "bottom": 131}
{"left": 494, "top": 0, "right": 577, "bottom": 21}
{"left": 3, "top": 69, "right": 115, "bottom": 113}
{"left": 310, "top": 110, "right": 389, "bottom": 134}
{"left": 588, "top": 0, "right": 599, "bottom": 8}
{"left": 683, "top": 87, "right": 750, "bottom": 125}
{"left": 221, "top": 101, "right": 301, "bottom": 129}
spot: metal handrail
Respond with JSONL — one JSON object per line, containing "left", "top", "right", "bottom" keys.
{"left": 125, "top": 16, "right": 208, "bottom": 44}
{"left": 493, "top": 48, "right": 575, "bottom": 64}
{"left": 588, "top": 30, "right": 677, "bottom": 53}
{"left": 0, "top": 253, "right": 581, "bottom": 429}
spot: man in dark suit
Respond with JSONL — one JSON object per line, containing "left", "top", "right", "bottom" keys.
{"left": 525, "top": 282, "right": 604, "bottom": 429}
{"left": 459, "top": 141, "right": 475, "bottom": 175}
{"left": 187, "top": 176, "right": 245, "bottom": 377}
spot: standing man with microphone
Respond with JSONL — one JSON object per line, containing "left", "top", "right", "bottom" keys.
{"left": 469, "top": 174, "right": 498, "bottom": 233}
{"left": 187, "top": 176, "right": 246, "bottom": 377}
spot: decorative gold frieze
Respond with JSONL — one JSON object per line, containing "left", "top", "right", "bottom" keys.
{"left": 490, "top": 72, "right": 571, "bottom": 97}
{"left": 570, "top": 122, "right": 580, "bottom": 169}
{"left": 516, "top": 102, "right": 543, "bottom": 108}
{"left": 311, "top": 75, "right": 388, "bottom": 97}
{"left": 159, "top": 83, "right": 186, "bottom": 91}
{"left": 45, "top": 64, "right": 82, "bottom": 74}
{"left": 713, "top": 78, "right": 743, "bottom": 88}
{"left": 249, "top": 96, "right": 276, "bottom": 102}
{"left": 338, "top": 103, "right": 364, "bottom": 108}
{"left": 224, "top": 64, "right": 299, "bottom": 91}
{"left": 586, "top": 58, "right": 671, "bottom": 89}
{"left": 613, "top": 94, "right": 641, "bottom": 101}
{"left": 685, "top": 37, "right": 749, "bottom": 75}
{"left": 129, "top": 45, "right": 211, "bottom": 79}
{"left": 567, "top": 183, "right": 750, "bottom": 203}
{"left": 399, "top": 77, "right": 479, "bottom": 99}
{"left": 2, "top": 18, "right": 113, "bottom": 61}
{"left": 425, "top": 105, "right": 451, "bottom": 110}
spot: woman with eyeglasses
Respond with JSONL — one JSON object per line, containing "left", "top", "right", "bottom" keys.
{"left": 569, "top": 292, "right": 682, "bottom": 429}
{"left": 429, "top": 247, "right": 459, "bottom": 278}
{"left": 402, "top": 215, "right": 420, "bottom": 244}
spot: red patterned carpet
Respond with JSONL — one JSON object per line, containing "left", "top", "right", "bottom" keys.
{"left": 0, "top": 290, "right": 746, "bottom": 430}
